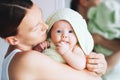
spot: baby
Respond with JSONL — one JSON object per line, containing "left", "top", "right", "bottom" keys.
{"left": 33, "top": 8, "right": 94, "bottom": 70}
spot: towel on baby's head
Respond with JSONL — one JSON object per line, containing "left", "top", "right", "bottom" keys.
{"left": 46, "top": 8, "right": 94, "bottom": 55}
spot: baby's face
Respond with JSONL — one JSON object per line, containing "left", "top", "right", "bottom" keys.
{"left": 50, "top": 20, "right": 78, "bottom": 47}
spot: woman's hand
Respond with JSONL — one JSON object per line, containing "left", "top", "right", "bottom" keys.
{"left": 86, "top": 52, "right": 107, "bottom": 76}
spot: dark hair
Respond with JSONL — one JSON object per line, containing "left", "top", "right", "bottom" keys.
{"left": 70, "top": 0, "right": 79, "bottom": 11}
{"left": 0, "top": 0, "right": 33, "bottom": 38}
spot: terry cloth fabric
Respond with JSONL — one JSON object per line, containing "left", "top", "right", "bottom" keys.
{"left": 46, "top": 8, "right": 94, "bottom": 55}
{"left": 43, "top": 39, "right": 66, "bottom": 63}
{"left": 87, "top": 0, "right": 120, "bottom": 56}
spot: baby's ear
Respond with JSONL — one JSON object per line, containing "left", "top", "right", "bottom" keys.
{"left": 5, "top": 36, "right": 19, "bottom": 45}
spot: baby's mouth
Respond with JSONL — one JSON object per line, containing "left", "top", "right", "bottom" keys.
{"left": 60, "top": 40, "right": 69, "bottom": 44}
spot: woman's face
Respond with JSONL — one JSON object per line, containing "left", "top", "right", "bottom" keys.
{"left": 80, "top": 0, "right": 102, "bottom": 8}
{"left": 50, "top": 20, "right": 78, "bottom": 47}
{"left": 87, "top": 0, "right": 102, "bottom": 7}
{"left": 16, "top": 4, "right": 48, "bottom": 47}
{"left": 88, "top": 0, "right": 102, "bottom": 7}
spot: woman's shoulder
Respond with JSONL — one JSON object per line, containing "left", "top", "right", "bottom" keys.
{"left": 10, "top": 50, "right": 60, "bottom": 70}
{"left": 14, "top": 50, "right": 41, "bottom": 60}
{"left": 9, "top": 50, "right": 53, "bottom": 79}
{"left": 13, "top": 50, "right": 48, "bottom": 66}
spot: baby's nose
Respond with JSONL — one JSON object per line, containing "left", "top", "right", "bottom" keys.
{"left": 62, "top": 34, "right": 68, "bottom": 39}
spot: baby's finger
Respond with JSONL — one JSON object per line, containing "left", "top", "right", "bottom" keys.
{"left": 87, "top": 58, "right": 101, "bottom": 64}
{"left": 87, "top": 63, "right": 104, "bottom": 68}
{"left": 56, "top": 43, "right": 61, "bottom": 47}
{"left": 46, "top": 41, "right": 50, "bottom": 48}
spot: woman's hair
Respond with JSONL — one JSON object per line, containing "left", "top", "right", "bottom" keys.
{"left": 70, "top": 0, "right": 79, "bottom": 11}
{"left": 0, "top": 0, "right": 33, "bottom": 38}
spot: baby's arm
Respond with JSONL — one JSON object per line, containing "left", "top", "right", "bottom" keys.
{"left": 86, "top": 52, "right": 107, "bottom": 76}
{"left": 56, "top": 42, "right": 86, "bottom": 70}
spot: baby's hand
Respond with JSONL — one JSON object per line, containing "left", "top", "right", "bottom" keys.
{"left": 33, "top": 41, "right": 50, "bottom": 52}
{"left": 86, "top": 52, "right": 107, "bottom": 76}
{"left": 56, "top": 41, "right": 71, "bottom": 55}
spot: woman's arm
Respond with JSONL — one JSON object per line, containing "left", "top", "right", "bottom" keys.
{"left": 92, "top": 33, "right": 120, "bottom": 52}
{"left": 106, "top": 51, "right": 120, "bottom": 72}
{"left": 9, "top": 50, "right": 101, "bottom": 80}
{"left": 92, "top": 33, "right": 120, "bottom": 72}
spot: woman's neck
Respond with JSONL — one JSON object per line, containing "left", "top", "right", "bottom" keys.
{"left": 5, "top": 44, "right": 33, "bottom": 58}
{"left": 16, "top": 44, "right": 32, "bottom": 51}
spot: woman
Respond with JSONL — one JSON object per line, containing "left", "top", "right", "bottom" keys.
{"left": 70, "top": 0, "right": 102, "bottom": 22}
{"left": 0, "top": 0, "right": 105, "bottom": 80}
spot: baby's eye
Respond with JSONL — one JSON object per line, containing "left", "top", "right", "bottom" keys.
{"left": 69, "top": 30, "right": 73, "bottom": 33}
{"left": 57, "top": 30, "right": 62, "bottom": 33}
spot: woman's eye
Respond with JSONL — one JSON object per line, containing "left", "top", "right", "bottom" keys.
{"left": 57, "top": 30, "right": 61, "bottom": 33}
{"left": 69, "top": 30, "right": 73, "bottom": 33}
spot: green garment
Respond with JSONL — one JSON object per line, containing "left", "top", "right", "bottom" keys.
{"left": 43, "top": 39, "right": 65, "bottom": 63}
{"left": 87, "top": 0, "right": 120, "bottom": 56}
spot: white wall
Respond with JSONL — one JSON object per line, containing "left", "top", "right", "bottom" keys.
{"left": 116, "top": 0, "right": 120, "bottom": 3}
{"left": 32, "top": 0, "right": 65, "bottom": 20}
{"left": 65, "top": 0, "right": 71, "bottom": 8}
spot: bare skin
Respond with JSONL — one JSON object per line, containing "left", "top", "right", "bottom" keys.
{"left": 5, "top": 4, "right": 102, "bottom": 80}
{"left": 93, "top": 33, "right": 120, "bottom": 72}
{"left": 33, "top": 19, "right": 107, "bottom": 76}
{"left": 8, "top": 50, "right": 102, "bottom": 80}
